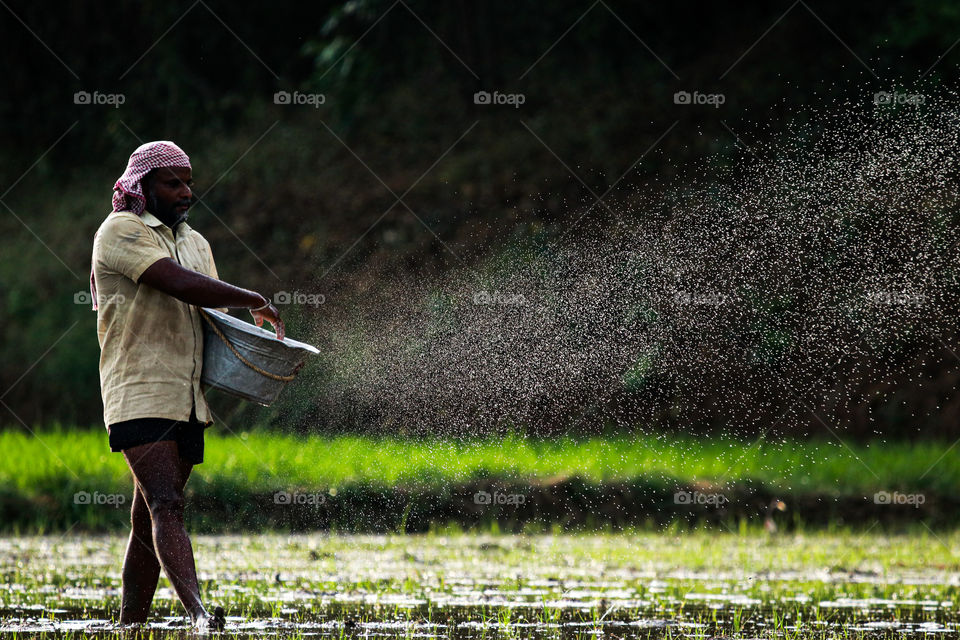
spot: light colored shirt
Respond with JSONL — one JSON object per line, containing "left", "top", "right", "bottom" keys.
{"left": 92, "top": 210, "right": 221, "bottom": 427}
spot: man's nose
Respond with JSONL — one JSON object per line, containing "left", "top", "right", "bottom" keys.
{"left": 179, "top": 183, "right": 192, "bottom": 200}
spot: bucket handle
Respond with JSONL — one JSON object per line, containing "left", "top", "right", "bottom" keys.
{"left": 198, "top": 308, "right": 297, "bottom": 382}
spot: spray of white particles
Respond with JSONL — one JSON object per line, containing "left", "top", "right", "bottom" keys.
{"left": 305, "top": 93, "right": 960, "bottom": 435}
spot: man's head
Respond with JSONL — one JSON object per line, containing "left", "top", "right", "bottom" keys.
{"left": 112, "top": 141, "right": 192, "bottom": 226}
{"left": 143, "top": 166, "right": 194, "bottom": 227}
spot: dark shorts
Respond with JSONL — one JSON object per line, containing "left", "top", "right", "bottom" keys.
{"left": 108, "top": 408, "right": 207, "bottom": 465}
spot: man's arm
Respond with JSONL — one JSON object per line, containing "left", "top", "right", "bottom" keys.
{"left": 139, "top": 257, "right": 285, "bottom": 340}
{"left": 204, "top": 241, "right": 230, "bottom": 314}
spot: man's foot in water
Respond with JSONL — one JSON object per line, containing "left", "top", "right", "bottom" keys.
{"left": 192, "top": 606, "right": 226, "bottom": 632}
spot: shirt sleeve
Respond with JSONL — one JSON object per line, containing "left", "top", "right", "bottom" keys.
{"left": 93, "top": 215, "right": 169, "bottom": 283}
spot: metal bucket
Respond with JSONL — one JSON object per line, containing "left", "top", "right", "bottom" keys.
{"left": 199, "top": 308, "right": 320, "bottom": 406}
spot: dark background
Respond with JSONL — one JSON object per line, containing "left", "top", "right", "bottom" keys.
{"left": 2, "top": 1, "right": 959, "bottom": 437}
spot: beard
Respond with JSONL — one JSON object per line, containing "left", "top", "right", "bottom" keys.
{"left": 146, "top": 192, "right": 192, "bottom": 227}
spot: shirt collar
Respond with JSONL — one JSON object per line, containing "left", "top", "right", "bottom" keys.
{"left": 138, "top": 210, "right": 192, "bottom": 234}
{"left": 138, "top": 211, "right": 165, "bottom": 227}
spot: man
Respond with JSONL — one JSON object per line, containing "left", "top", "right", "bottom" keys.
{"left": 91, "top": 141, "right": 284, "bottom": 631}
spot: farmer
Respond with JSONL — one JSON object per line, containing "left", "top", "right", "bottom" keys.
{"left": 90, "top": 141, "right": 284, "bottom": 631}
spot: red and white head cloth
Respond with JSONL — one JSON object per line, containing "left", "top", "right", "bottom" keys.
{"left": 111, "top": 140, "right": 191, "bottom": 215}
{"left": 90, "top": 141, "right": 191, "bottom": 310}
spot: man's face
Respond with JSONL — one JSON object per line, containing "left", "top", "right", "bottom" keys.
{"left": 145, "top": 166, "right": 193, "bottom": 227}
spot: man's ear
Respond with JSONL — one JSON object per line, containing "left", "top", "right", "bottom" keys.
{"left": 141, "top": 168, "right": 156, "bottom": 198}
{"left": 140, "top": 168, "right": 159, "bottom": 214}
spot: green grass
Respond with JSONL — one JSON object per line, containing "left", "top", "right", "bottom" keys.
{"left": 2, "top": 427, "right": 955, "bottom": 493}
{"left": 0, "top": 427, "right": 956, "bottom": 531}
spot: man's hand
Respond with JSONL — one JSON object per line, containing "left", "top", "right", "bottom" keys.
{"left": 251, "top": 303, "right": 285, "bottom": 341}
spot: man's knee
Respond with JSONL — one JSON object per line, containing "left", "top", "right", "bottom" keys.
{"left": 147, "top": 492, "right": 185, "bottom": 520}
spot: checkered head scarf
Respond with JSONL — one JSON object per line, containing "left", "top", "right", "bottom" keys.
{"left": 111, "top": 140, "right": 191, "bottom": 215}
{"left": 90, "top": 141, "right": 192, "bottom": 310}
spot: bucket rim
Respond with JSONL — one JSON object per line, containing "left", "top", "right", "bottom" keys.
{"left": 200, "top": 307, "right": 320, "bottom": 354}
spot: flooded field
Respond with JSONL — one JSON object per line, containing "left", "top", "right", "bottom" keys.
{"left": 1, "top": 531, "right": 958, "bottom": 638}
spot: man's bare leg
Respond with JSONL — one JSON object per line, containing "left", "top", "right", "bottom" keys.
{"left": 119, "top": 482, "right": 161, "bottom": 623}
{"left": 119, "top": 457, "right": 195, "bottom": 624}
{"left": 122, "top": 441, "right": 209, "bottom": 624}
